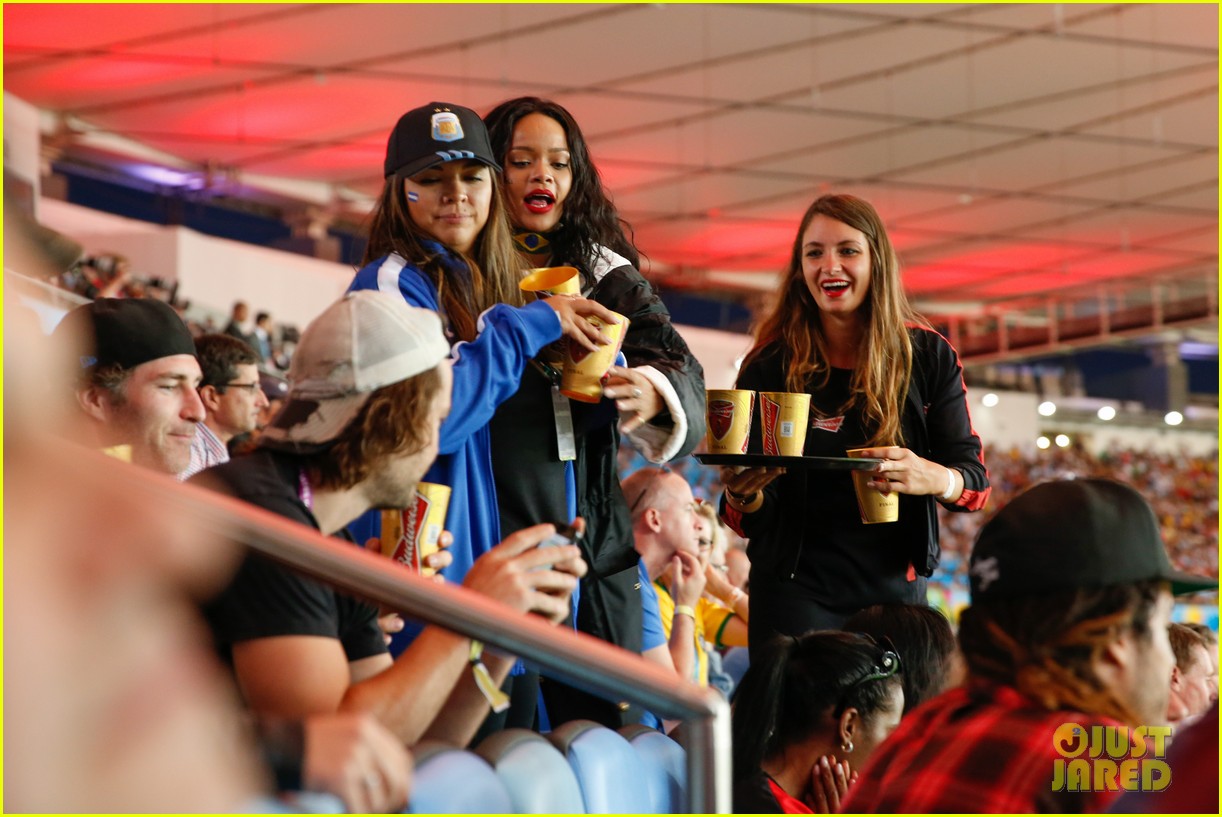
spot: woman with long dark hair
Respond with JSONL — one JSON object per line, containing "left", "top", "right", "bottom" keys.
{"left": 732, "top": 631, "right": 904, "bottom": 813}
{"left": 483, "top": 97, "right": 706, "bottom": 726}
{"left": 720, "top": 193, "right": 990, "bottom": 649}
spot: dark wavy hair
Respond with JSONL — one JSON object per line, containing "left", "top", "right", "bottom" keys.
{"left": 194, "top": 333, "right": 260, "bottom": 391}
{"left": 306, "top": 366, "right": 443, "bottom": 492}
{"left": 958, "top": 579, "right": 1166, "bottom": 727}
{"left": 483, "top": 96, "right": 640, "bottom": 284}
{"left": 731, "top": 631, "right": 903, "bottom": 782}
{"left": 846, "top": 603, "right": 958, "bottom": 714}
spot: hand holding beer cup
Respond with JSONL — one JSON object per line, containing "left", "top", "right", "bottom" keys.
{"left": 544, "top": 295, "right": 621, "bottom": 354}
{"left": 380, "top": 483, "right": 452, "bottom": 576}
{"left": 560, "top": 309, "right": 629, "bottom": 403}
{"left": 846, "top": 448, "right": 899, "bottom": 524}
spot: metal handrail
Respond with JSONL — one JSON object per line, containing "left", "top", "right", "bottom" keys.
{"left": 100, "top": 443, "right": 732, "bottom": 813}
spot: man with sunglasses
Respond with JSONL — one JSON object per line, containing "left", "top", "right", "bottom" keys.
{"left": 181, "top": 333, "right": 270, "bottom": 480}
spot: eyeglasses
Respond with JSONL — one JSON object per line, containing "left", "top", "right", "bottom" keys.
{"left": 835, "top": 647, "right": 901, "bottom": 715}
{"left": 628, "top": 466, "right": 672, "bottom": 515}
{"left": 223, "top": 382, "right": 262, "bottom": 393}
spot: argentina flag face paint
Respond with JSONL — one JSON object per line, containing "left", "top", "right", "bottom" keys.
{"left": 401, "top": 159, "right": 492, "bottom": 254}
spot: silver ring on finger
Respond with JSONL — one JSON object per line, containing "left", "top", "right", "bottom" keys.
{"left": 631, "top": 387, "right": 642, "bottom": 398}
{"left": 363, "top": 773, "right": 379, "bottom": 792}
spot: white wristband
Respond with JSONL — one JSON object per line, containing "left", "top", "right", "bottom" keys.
{"left": 727, "top": 587, "right": 744, "bottom": 606}
{"left": 941, "top": 467, "right": 956, "bottom": 501}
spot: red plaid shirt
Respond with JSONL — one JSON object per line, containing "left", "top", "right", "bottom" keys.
{"left": 843, "top": 680, "right": 1124, "bottom": 813}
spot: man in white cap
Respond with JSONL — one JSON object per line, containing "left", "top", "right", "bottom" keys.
{"left": 197, "top": 290, "right": 586, "bottom": 751}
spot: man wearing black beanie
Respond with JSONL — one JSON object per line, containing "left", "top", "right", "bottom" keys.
{"left": 53, "top": 297, "right": 204, "bottom": 475}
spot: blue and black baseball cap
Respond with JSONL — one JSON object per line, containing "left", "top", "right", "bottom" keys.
{"left": 384, "top": 101, "right": 501, "bottom": 179}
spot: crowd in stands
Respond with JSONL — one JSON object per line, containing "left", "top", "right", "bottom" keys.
{"left": 29, "top": 231, "right": 300, "bottom": 375}
{"left": 936, "top": 444, "right": 1220, "bottom": 601}
{"left": 7, "top": 94, "right": 1218, "bottom": 815}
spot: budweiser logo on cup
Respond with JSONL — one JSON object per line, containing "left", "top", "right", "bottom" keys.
{"left": 381, "top": 482, "right": 450, "bottom": 576}
{"left": 760, "top": 392, "right": 811, "bottom": 456}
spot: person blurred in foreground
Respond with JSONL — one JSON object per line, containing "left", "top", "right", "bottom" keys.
{"left": 844, "top": 478, "right": 1216, "bottom": 813}
{"left": 4, "top": 216, "right": 261, "bottom": 812}
{"left": 25, "top": 220, "right": 412, "bottom": 811}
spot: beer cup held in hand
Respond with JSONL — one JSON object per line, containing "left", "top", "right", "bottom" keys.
{"left": 760, "top": 392, "right": 811, "bottom": 456}
{"left": 845, "top": 448, "right": 899, "bottom": 524}
{"left": 706, "top": 389, "right": 755, "bottom": 454}
{"left": 381, "top": 482, "right": 451, "bottom": 576}
{"left": 559, "top": 311, "right": 629, "bottom": 403}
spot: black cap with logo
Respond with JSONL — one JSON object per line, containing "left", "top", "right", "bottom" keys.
{"left": 968, "top": 478, "right": 1217, "bottom": 600}
{"left": 383, "top": 101, "right": 501, "bottom": 180}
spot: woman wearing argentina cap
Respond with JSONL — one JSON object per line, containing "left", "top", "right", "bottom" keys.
{"left": 346, "top": 103, "right": 617, "bottom": 656}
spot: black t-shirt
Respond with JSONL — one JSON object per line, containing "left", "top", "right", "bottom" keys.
{"left": 733, "top": 356, "right": 926, "bottom": 613}
{"left": 194, "top": 450, "right": 386, "bottom": 667}
{"left": 791, "top": 368, "right": 919, "bottom": 609}
{"left": 489, "top": 362, "right": 570, "bottom": 538}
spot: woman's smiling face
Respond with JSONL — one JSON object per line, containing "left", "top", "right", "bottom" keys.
{"left": 402, "top": 159, "right": 493, "bottom": 254}
{"left": 801, "top": 213, "right": 873, "bottom": 317}
{"left": 502, "top": 113, "right": 573, "bottom": 234}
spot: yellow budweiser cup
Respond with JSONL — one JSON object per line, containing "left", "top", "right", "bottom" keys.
{"left": 101, "top": 444, "right": 132, "bottom": 463}
{"left": 559, "top": 311, "right": 629, "bottom": 403}
{"left": 381, "top": 482, "right": 451, "bottom": 576}
{"left": 519, "top": 266, "right": 581, "bottom": 297}
{"left": 845, "top": 448, "right": 899, "bottom": 524}
{"left": 705, "top": 390, "right": 754, "bottom": 454}
{"left": 760, "top": 392, "right": 811, "bottom": 456}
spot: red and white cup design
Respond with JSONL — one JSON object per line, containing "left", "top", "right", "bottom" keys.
{"left": 705, "top": 390, "right": 754, "bottom": 454}
{"left": 381, "top": 482, "right": 450, "bottom": 576}
{"left": 760, "top": 392, "right": 811, "bottom": 456}
{"left": 560, "top": 312, "right": 629, "bottom": 404}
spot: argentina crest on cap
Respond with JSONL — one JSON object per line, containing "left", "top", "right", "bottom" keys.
{"left": 431, "top": 110, "right": 463, "bottom": 143}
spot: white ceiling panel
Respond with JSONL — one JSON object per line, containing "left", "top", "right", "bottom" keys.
{"left": 3, "top": 2, "right": 1214, "bottom": 312}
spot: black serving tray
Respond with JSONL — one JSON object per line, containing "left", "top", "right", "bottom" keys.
{"left": 694, "top": 453, "right": 884, "bottom": 470}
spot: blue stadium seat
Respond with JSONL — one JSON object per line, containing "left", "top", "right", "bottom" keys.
{"left": 475, "top": 728, "right": 586, "bottom": 813}
{"left": 405, "top": 741, "right": 512, "bottom": 814}
{"left": 619, "top": 724, "right": 687, "bottom": 813}
{"left": 548, "top": 720, "right": 655, "bottom": 813}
